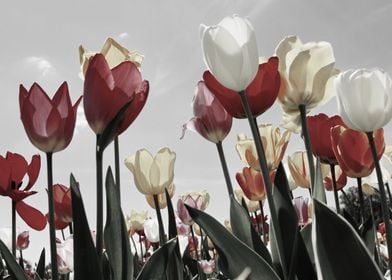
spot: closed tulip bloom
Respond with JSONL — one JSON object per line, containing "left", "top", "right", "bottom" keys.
{"left": 181, "top": 81, "right": 232, "bottom": 143}
{"left": 126, "top": 210, "right": 148, "bottom": 233}
{"left": 292, "top": 196, "right": 310, "bottom": 226}
{"left": 288, "top": 151, "right": 329, "bottom": 188}
{"left": 84, "top": 54, "right": 149, "bottom": 135}
{"left": 16, "top": 231, "right": 30, "bottom": 250}
{"left": 234, "top": 188, "right": 260, "bottom": 212}
{"left": 275, "top": 36, "right": 339, "bottom": 132}
{"left": 236, "top": 124, "right": 290, "bottom": 171}
{"left": 203, "top": 57, "right": 280, "bottom": 119}
{"left": 79, "top": 37, "right": 144, "bottom": 78}
{"left": 145, "top": 183, "right": 175, "bottom": 209}
{"left": 0, "top": 152, "right": 46, "bottom": 230}
{"left": 200, "top": 15, "right": 259, "bottom": 92}
{"left": 179, "top": 191, "right": 210, "bottom": 211}
{"left": 57, "top": 236, "right": 73, "bottom": 274}
{"left": 307, "top": 114, "right": 345, "bottom": 164}
{"left": 331, "top": 125, "right": 385, "bottom": 178}
{"left": 323, "top": 165, "right": 347, "bottom": 191}
{"left": 144, "top": 218, "right": 160, "bottom": 243}
{"left": 336, "top": 68, "right": 392, "bottom": 132}
{"left": 236, "top": 167, "right": 267, "bottom": 201}
{"left": 124, "top": 147, "right": 176, "bottom": 195}
{"left": 177, "top": 191, "right": 210, "bottom": 225}
{"left": 51, "top": 184, "right": 72, "bottom": 230}
{"left": 19, "top": 82, "right": 82, "bottom": 153}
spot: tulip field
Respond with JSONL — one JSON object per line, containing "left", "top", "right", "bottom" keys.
{"left": 2, "top": 6, "right": 392, "bottom": 280}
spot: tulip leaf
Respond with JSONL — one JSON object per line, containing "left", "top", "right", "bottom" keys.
{"left": 70, "top": 173, "right": 104, "bottom": 280}
{"left": 104, "top": 167, "right": 134, "bottom": 280}
{"left": 186, "top": 205, "right": 280, "bottom": 280}
{"left": 98, "top": 100, "right": 132, "bottom": 153}
{"left": 35, "top": 248, "right": 45, "bottom": 279}
{"left": 313, "top": 157, "right": 327, "bottom": 203}
{"left": 273, "top": 163, "right": 316, "bottom": 280}
{"left": 0, "top": 239, "right": 28, "bottom": 280}
{"left": 166, "top": 188, "right": 177, "bottom": 239}
{"left": 136, "top": 237, "right": 178, "bottom": 280}
{"left": 229, "top": 196, "right": 272, "bottom": 266}
{"left": 361, "top": 216, "right": 376, "bottom": 256}
{"left": 300, "top": 223, "right": 314, "bottom": 264}
{"left": 312, "top": 198, "right": 383, "bottom": 279}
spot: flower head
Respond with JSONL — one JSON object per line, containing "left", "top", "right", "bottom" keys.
{"left": 177, "top": 191, "right": 210, "bottom": 225}
{"left": 234, "top": 188, "right": 260, "bottom": 212}
{"left": 19, "top": 82, "right": 82, "bottom": 153}
{"left": 236, "top": 167, "right": 267, "bottom": 201}
{"left": 51, "top": 184, "right": 72, "bottom": 230}
{"left": 145, "top": 183, "right": 175, "bottom": 209}
{"left": 126, "top": 210, "right": 148, "bottom": 234}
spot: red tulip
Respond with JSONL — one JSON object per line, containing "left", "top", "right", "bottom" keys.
{"left": 292, "top": 196, "right": 310, "bottom": 226}
{"left": 19, "top": 82, "right": 82, "bottom": 153}
{"left": 203, "top": 57, "right": 280, "bottom": 118}
{"left": 236, "top": 167, "right": 273, "bottom": 201}
{"left": 323, "top": 166, "right": 347, "bottom": 191}
{"left": 0, "top": 152, "right": 46, "bottom": 230}
{"left": 331, "top": 126, "right": 385, "bottom": 178}
{"left": 50, "top": 184, "right": 72, "bottom": 230}
{"left": 83, "top": 54, "right": 149, "bottom": 135}
{"left": 16, "top": 231, "right": 30, "bottom": 250}
{"left": 307, "top": 114, "right": 346, "bottom": 164}
{"left": 181, "top": 81, "right": 232, "bottom": 143}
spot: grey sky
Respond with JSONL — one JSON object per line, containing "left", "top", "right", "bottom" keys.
{"left": 1, "top": 0, "right": 392, "bottom": 262}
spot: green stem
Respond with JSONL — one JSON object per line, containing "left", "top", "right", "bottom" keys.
{"left": 153, "top": 194, "right": 165, "bottom": 246}
{"left": 366, "top": 132, "right": 392, "bottom": 273}
{"left": 11, "top": 199, "right": 16, "bottom": 257}
{"left": 330, "top": 164, "right": 341, "bottom": 214}
{"left": 253, "top": 212, "right": 262, "bottom": 236}
{"left": 386, "top": 182, "right": 392, "bottom": 204}
{"left": 238, "top": 91, "right": 287, "bottom": 279}
{"left": 357, "top": 177, "right": 366, "bottom": 225}
{"left": 46, "top": 152, "right": 58, "bottom": 280}
{"left": 216, "top": 141, "right": 234, "bottom": 197}
{"left": 299, "top": 104, "right": 315, "bottom": 190}
{"left": 369, "top": 196, "right": 382, "bottom": 269}
{"left": 114, "top": 136, "right": 121, "bottom": 202}
{"left": 96, "top": 135, "right": 104, "bottom": 263}
{"left": 190, "top": 225, "right": 200, "bottom": 261}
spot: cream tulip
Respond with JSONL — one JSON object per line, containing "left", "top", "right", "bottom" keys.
{"left": 336, "top": 68, "right": 392, "bottom": 132}
{"left": 145, "top": 183, "right": 176, "bottom": 209}
{"left": 126, "top": 210, "right": 148, "bottom": 233}
{"left": 275, "top": 36, "right": 339, "bottom": 133}
{"left": 144, "top": 218, "right": 160, "bottom": 243}
{"left": 79, "top": 37, "right": 144, "bottom": 78}
{"left": 200, "top": 15, "right": 259, "bottom": 92}
{"left": 124, "top": 147, "right": 176, "bottom": 195}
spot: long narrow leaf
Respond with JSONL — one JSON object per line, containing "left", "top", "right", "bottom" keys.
{"left": 35, "top": 248, "right": 45, "bottom": 279}
{"left": 0, "top": 239, "right": 28, "bottom": 280}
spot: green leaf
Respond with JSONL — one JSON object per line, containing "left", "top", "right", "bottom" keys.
{"left": 186, "top": 206, "right": 280, "bottom": 280}
{"left": 312, "top": 199, "right": 383, "bottom": 279}
{"left": 0, "top": 239, "right": 28, "bottom": 280}
{"left": 136, "top": 238, "right": 178, "bottom": 280}
{"left": 104, "top": 167, "right": 134, "bottom": 280}
{"left": 70, "top": 173, "right": 104, "bottom": 280}
{"left": 273, "top": 163, "right": 316, "bottom": 279}
{"left": 166, "top": 188, "right": 177, "bottom": 239}
{"left": 313, "top": 157, "right": 327, "bottom": 203}
{"left": 98, "top": 101, "right": 132, "bottom": 153}
{"left": 229, "top": 196, "right": 272, "bottom": 266}
{"left": 361, "top": 216, "right": 376, "bottom": 257}
{"left": 300, "top": 223, "right": 314, "bottom": 264}
{"left": 35, "top": 248, "right": 45, "bottom": 279}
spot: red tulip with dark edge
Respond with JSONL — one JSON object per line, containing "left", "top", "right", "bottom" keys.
{"left": 203, "top": 57, "right": 280, "bottom": 119}
{"left": 0, "top": 152, "right": 46, "bottom": 230}
{"left": 83, "top": 53, "right": 149, "bottom": 136}
{"left": 47, "top": 184, "right": 72, "bottom": 230}
{"left": 19, "top": 82, "right": 82, "bottom": 153}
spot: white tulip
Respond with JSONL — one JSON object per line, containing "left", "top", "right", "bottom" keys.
{"left": 144, "top": 218, "right": 160, "bottom": 243}
{"left": 57, "top": 236, "right": 74, "bottom": 274}
{"left": 336, "top": 68, "right": 392, "bottom": 132}
{"left": 275, "top": 35, "right": 339, "bottom": 133}
{"left": 200, "top": 15, "right": 259, "bottom": 92}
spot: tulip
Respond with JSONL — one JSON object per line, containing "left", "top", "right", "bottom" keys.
{"left": 179, "top": 191, "right": 210, "bottom": 211}
{"left": 145, "top": 183, "right": 175, "bottom": 209}
{"left": 199, "top": 260, "right": 215, "bottom": 275}
{"left": 236, "top": 167, "right": 267, "bottom": 201}
{"left": 336, "top": 68, "right": 392, "bottom": 132}
{"left": 57, "top": 236, "right": 73, "bottom": 274}
{"left": 50, "top": 184, "right": 72, "bottom": 230}
{"left": 287, "top": 151, "right": 329, "bottom": 188}
{"left": 16, "top": 231, "right": 30, "bottom": 250}
{"left": 83, "top": 54, "right": 149, "bottom": 136}
{"left": 177, "top": 191, "right": 209, "bottom": 225}
{"left": 79, "top": 37, "right": 144, "bottom": 78}
{"left": 203, "top": 57, "right": 280, "bottom": 119}
{"left": 331, "top": 126, "right": 384, "bottom": 178}
{"left": 181, "top": 81, "right": 232, "bottom": 143}
{"left": 126, "top": 210, "right": 148, "bottom": 234}
{"left": 124, "top": 147, "right": 176, "bottom": 195}
{"left": 200, "top": 15, "right": 259, "bottom": 92}
{"left": 307, "top": 114, "right": 345, "bottom": 164}
{"left": 19, "top": 82, "right": 82, "bottom": 153}
{"left": 275, "top": 35, "right": 339, "bottom": 132}
{"left": 234, "top": 188, "right": 260, "bottom": 212}
{"left": 236, "top": 124, "right": 290, "bottom": 171}
{"left": 292, "top": 196, "right": 310, "bottom": 226}
{"left": 144, "top": 218, "right": 160, "bottom": 243}
{"left": 323, "top": 165, "right": 347, "bottom": 191}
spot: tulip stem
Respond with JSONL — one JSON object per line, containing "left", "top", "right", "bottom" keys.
{"left": 190, "top": 225, "right": 200, "bottom": 261}
{"left": 370, "top": 196, "right": 383, "bottom": 268}
{"left": 366, "top": 132, "right": 392, "bottom": 273}
{"left": 356, "top": 177, "right": 366, "bottom": 224}
{"left": 386, "top": 183, "right": 392, "bottom": 204}
{"left": 11, "top": 199, "right": 16, "bottom": 256}
{"left": 114, "top": 137, "right": 121, "bottom": 202}
{"left": 153, "top": 194, "right": 165, "bottom": 246}
{"left": 46, "top": 152, "right": 58, "bottom": 280}
{"left": 96, "top": 135, "right": 104, "bottom": 263}
{"left": 299, "top": 104, "right": 315, "bottom": 190}
{"left": 259, "top": 201, "right": 268, "bottom": 245}
{"left": 253, "top": 212, "right": 261, "bottom": 236}
{"left": 238, "top": 91, "right": 287, "bottom": 279}
{"left": 216, "top": 141, "right": 234, "bottom": 197}
{"left": 330, "top": 164, "right": 341, "bottom": 214}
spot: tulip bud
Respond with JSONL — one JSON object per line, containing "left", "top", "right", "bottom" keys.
{"left": 16, "top": 231, "right": 30, "bottom": 250}
{"left": 126, "top": 210, "right": 148, "bottom": 233}
{"left": 144, "top": 218, "right": 160, "bottom": 243}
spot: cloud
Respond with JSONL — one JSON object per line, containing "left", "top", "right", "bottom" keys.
{"left": 75, "top": 106, "right": 88, "bottom": 133}
{"left": 24, "top": 56, "right": 53, "bottom": 77}
{"left": 116, "top": 32, "right": 129, "bottom": 40}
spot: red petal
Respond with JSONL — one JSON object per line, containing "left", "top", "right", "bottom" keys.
{"left": 16, "top": 201, "right": 47, "bottom": 231}
{"left": 25, "top": 154, "right": 40, "bottom": 191}
{"left": 0, "top": 156, "right": 11, "bottom": 194}
{"left": 111, "top": 61, "right": 142, "bottom": 97}
{"left": 5, "top": 152, "right": 27, "bottom": 188}
{"left": 52, "top": 82, "right": 72, "bottom": 118}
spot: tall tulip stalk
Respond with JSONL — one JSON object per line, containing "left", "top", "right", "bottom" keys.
{"left": 200, "top": 14, "right": 288, "bottom": 278}
{"left": 19, "top": 82, "right": 81, "bottom": 280}
{"left": 336, "top": 67, "right": 392, "bottom": 273}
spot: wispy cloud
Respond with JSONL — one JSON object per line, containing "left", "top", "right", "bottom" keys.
{"left": 24, "top": 56, "right": 53, "bottom": 77}
{"left": 116, "top": 32, "right": 129, "bottom": 40}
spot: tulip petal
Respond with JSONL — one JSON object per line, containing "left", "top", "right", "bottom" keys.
{"left": 288, "top": 50, "right": 310, "bottom": 103}
{"left": 135, "top": 149, "right": 154, "bottom": 195}
{"left": 16, "top": 201, "right": 47, "bottom": 231}
{"left": 275, "top": 36, "right": 302, "bottom": 74}
{"left": 5, "top": 152, "right": 28, "bottom": 187}
{"left": 111, "top": 61, "right": 142, "bottom": 96}
{"left": 52, "top": 82, "right": 72, "bottom": 118}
